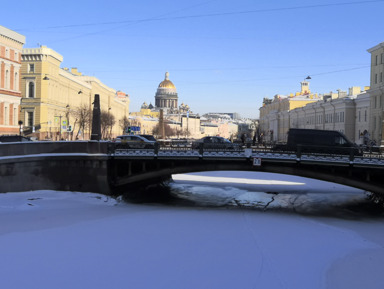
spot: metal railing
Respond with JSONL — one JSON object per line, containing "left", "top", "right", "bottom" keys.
{"left": 107, "top": 141, "right": 384, "bottom": 161}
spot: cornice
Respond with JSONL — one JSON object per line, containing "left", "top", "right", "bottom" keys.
{"left": 367, "top": 42, "right": 384, "bottom": 53}
{"left": 22, "top": 47, "right": 63, "bottom": 62}
{"left": 0, "top": 26, "right": 25, "bottom": 44}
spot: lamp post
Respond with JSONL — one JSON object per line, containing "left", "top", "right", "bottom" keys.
{"left": 107, "top": 107, "right": 111, "bottom": 139}
{"left": 18, "top": 120, "right": 23, "bottom": 136}
{"left": 65, "top": 105, "right": 70, "bottom": 140}
{"left": 55, "top": 115, "right": 62, "bottom": 140}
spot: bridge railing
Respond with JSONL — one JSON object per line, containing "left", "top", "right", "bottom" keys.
{"left": 107, "top": 141, "right": 384, "bottom": 161}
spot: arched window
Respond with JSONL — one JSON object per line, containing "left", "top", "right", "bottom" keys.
{"left": 14, "top": 72, "right": 18, "bottom": 91}
{"left": 28, "top": 82, "right": 35, "bottom": 98}
{"left": 5, "top": 69, "right": 9, "bottom": 89}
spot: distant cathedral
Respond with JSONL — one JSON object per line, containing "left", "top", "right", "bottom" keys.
{"left": 154, "top": 71, "right": 178, "bottom": 113}
{"left": 141, "top": 72, "right": 191, "bottom": 115}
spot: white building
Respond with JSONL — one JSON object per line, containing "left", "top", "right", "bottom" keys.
{"left": 367, "top": 42, "right": 384, "bottom": 146}
{"left": 276, "top": 87, "right": 368, "bottom": 143}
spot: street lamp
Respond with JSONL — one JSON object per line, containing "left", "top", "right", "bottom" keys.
{"left": 55, "top": 115, "right": 63, "bottom": 140}
{"left": 18, "top": 120, "right": 23, "bottom": 136}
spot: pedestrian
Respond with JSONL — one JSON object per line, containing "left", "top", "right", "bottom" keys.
{"left": 241, "top": 133, "right": 246, "bottom": 145}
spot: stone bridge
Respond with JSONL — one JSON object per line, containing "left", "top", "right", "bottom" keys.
{"left": 0, "top": 141, "right": 383, "bottom": 196}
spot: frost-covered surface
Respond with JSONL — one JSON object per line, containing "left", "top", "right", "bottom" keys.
{"left": 0, "top": 172, "right": 383, "bottom": 289}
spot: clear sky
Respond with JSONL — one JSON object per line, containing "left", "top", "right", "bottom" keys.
{"left": 3, "top": 0, "right": 384, "bottom": 118}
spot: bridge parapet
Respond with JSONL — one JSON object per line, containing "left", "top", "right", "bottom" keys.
{"left": 0, "top": 140, "right": 109, "bottom": 157}
{"left": 1, "top": 142, "right": 384, "bottom": 196}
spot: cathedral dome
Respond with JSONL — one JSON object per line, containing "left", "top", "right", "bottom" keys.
{"left": 155, "top": 72, "right": 178, "bottom": 111}
{"left": 158, "top": 72, "right": 176, "bottom": 89}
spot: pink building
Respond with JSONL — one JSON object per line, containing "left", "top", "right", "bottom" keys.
{"left": 0, "top": 26, "right": 25, "bottom": 135}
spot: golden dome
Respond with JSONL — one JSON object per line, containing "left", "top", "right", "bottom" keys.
{"left": 158, "top": 72, "right": 176, "bottom": 89}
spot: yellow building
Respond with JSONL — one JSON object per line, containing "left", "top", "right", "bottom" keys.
{"left": 20, "top": 46, "right": 129, "bottom": 140}
{"left": 259, "top": 80, "right": 321, "bottom": 142}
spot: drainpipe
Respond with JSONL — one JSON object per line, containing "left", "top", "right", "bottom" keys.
{"left": 320, "top": 102, "right": 325, "bottom": 130}
{"left": 330, "top": 101, "right": 336, "bottom": 130}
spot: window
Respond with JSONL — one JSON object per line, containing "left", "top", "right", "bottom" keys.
{"left": 13, "top": 108, "right": 17, "bottom": 125}
{"left": 380, "top": 72, "right": 383, "bottom": 83}
{"left": 359, "top": 111, "right": 361, "bottom": 122}
{"left": 364, "top": 110, "right": 367, "bottom": 122}
{"left": 28, "top": 82, "right": 35, "bottom": 98}
{"left": 335, "top": 136, "right": 347, "bottom": 145}
{"left": 5, "top": 69, "right": 9, "bottom": 89}
{"left": 381, "top": 53, "right": 384, "bottom": 64}
{"left": 4, "top": 107, "right": 8, "bottom": 125}
{"left": 375, "top": 74, "right": 378, "bottom": 84}
{"left": 27, "top": 111, "right": 34, "bottom": 127}
{"left": 29, "top": 64, "right": 34, "bottom": 73}
{"left": 14, "top": 72, "right": 18, "bottom": 91}
{"left": 375, "top": 55, "right": 378, "bottom": 65}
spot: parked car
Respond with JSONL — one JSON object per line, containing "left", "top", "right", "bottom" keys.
{"left": 171, "top": 138, "right": 191, "bottom": 148}
{"left": 114, "top": 135, "right": 156, "bottom": 149}
{"left": 273, "top": 128, "right": 362, "bottom": 155}
{"left": 139, "top": 134, "right": 157, "bottom": 142}
{"left": 0, "top": 135, "right": 32, "bottom": 143}
{"left": 191, "top": 136, "right": 240, "bottom": 150}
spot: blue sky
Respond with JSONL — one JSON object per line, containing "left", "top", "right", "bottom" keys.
{"left": 3, "top": 0, "right": 384, "bottom": 118}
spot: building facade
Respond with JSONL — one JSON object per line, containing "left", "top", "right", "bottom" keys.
{"left": 259, "top": 80, "right": 368, "bottom": 144}
{"left": 259, "top": 80, "right": 321, "bottom": 142}
{"left": 20, "top": 46, "right": 129, "bottom": 140}
{"left": 0, "top": 26, "right": 25, "bottom": 135}
{"left": 367, "top": 42, "right": 384, "bottom": 147}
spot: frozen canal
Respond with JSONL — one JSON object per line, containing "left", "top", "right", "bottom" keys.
{"left": 0, "top": 171, "right": 383, "bottom": 289}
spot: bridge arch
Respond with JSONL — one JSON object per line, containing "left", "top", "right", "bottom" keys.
{"left": 109, "top": 157, "right": 383, "bottom": 195}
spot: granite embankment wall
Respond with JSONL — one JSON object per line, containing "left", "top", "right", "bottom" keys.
{"left": 0, "top": 141, "right": 111, "bottom": 194}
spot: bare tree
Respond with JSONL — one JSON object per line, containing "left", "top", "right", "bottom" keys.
{"left": 100, "top": 110, "right": 116, "bottom": 139}
{"left": 174, "top": 127, "right": 190, "bottom": 138}
{"left": 152, "top": 123, "right": 175, "bottom": 139}
{"left": 119, "top": 115, "right": 130, "bottom": 135}
{"left": 72, "top": 103, "right": 92, "bottom": 140}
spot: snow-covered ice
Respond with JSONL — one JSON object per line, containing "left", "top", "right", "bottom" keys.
{"left": 0, "top": 171, "right": 383, "bottom": 289}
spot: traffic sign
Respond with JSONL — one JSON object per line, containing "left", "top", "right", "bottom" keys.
{"left": 253, "top": 158, "right": 262, "bottom": 166}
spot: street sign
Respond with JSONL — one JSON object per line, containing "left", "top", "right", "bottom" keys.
{"left": 253, "top": 158, "right": 262, "bottom": 166}
{"left": 126, "top": 126, "right": 141, "bottom": 133}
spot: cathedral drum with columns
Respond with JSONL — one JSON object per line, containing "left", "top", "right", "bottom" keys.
{"left": 155, "top": 72, "right": 178, "bottom": 113}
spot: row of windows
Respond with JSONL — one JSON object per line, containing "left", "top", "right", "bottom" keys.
{"left": 374, "top": 72, "right": 383, "bottom": 84}
{"left": 374, "top": 53, "right": 384, "bottom": 65}
{"left": 291, "top": 110, "right": 367, "bottom": 125}
{"left": 373, "top": 95, "right": 383, "bottom": 108}
{"left": 0, "top": 106, "right": 19, "bottom": 126}
{"left": 358, "top": 110, "right": 368, "bottom": 122}
{"left": 0, "top": 65, "right": 19, "bottom": 91}
{"left": 0, "top": 46, "right": 19, "bottom": 62}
